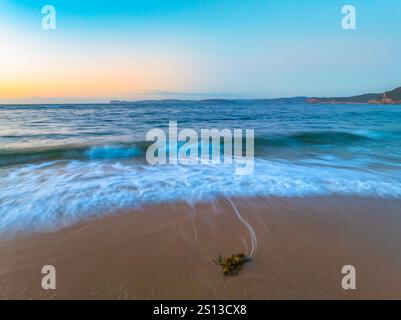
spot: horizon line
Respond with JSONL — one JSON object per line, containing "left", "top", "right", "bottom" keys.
{"left": 1, "top": 85, "right": 399, "bottom": 105}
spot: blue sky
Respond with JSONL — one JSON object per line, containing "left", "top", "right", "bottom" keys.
{"left": 1, "top": 0, "right": 401, "bottom": 102}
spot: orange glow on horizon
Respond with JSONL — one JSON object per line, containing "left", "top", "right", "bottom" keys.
{"left": 0, "top": 27, "right": 198, "bottom": 102}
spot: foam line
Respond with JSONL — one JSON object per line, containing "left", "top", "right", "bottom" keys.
{"left": 226, "top": 197, "right": 257, "bottom": 258}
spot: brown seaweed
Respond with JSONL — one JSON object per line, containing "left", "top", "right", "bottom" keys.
{"left": 213, "top": 253, "right": 251, "bottom": 276}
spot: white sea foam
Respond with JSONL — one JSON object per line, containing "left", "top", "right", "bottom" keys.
{"left": 1, "top": 158, "right": 401, "bottom": 236}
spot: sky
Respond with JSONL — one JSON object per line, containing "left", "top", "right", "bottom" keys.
{"left": 1, "top": 0, "right": 401, "bottom": 103}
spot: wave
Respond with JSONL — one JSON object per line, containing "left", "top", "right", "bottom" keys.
{"left": 2, "top": 128, "right": 400, "bottom": 169}
{"left": 254, "top": 130, "right": 375, "bottom": 148}
{"left": 1, "top": 158, "right": 401, "bottom": 236}
{"left": 0, "top": 130, "right": 390, "bottom": 166}
{"left": 0, "top": 144, "right": 146, "bottom": 167}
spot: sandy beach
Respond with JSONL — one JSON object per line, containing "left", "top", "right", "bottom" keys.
{"left": 1, "top": 196, "right": 401, "bottom": 299}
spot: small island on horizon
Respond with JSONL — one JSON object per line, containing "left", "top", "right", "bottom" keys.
{"left": 110, "top": 86, "right": 401, "bottom": 105}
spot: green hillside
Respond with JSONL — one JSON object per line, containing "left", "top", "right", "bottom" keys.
{"left": 308, "top": 86, "right": 401, "bottom": 104}
{"left": 386, "top": 87, "right": 401, "bottom": 101}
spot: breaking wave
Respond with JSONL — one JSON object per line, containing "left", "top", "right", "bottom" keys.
{"left": 1, "top": 158, "right": 401, "bottom": 236}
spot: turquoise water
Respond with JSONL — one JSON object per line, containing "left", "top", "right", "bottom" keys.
{"left": 1, "top": 101, "right": 401, "bottom": 234}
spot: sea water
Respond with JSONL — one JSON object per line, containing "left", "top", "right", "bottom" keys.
{"left": 1, "top": 101, "right": 401, "bottom": 234}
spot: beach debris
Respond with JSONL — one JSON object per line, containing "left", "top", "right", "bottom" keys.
{"left": 213, "top": 253, "right": 250, "bottom": 276}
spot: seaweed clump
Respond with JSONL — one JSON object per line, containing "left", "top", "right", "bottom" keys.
{"left": 213, "top": 253, "right": 250, "bottom": 276}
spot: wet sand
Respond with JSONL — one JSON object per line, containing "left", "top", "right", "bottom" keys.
{"left": 1, "top": 196, "right": 401, "bottom": 299}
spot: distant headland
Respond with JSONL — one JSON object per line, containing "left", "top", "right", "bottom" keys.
{"left": 110, "top": 87, "right": 401, "bottom": 105}
{"left": 307, "top": 86, "right": 401, "bottom": 105}
{"left": 109, "top": 97, "right": 307, "bottom": 105}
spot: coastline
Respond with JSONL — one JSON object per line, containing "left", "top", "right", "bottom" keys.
{"left": 1, "top": 196, "right": 401, "bottom": 299}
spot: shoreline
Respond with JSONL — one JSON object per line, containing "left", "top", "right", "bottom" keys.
{"left": 1, "top": 196, "right": 401, "bottom": 299}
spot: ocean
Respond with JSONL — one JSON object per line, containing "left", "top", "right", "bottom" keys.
{"left": 1, "top": 101, "right": 401, "bottom": 235}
